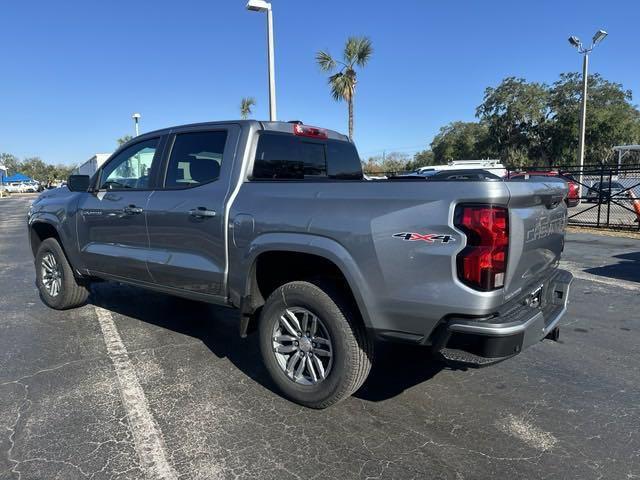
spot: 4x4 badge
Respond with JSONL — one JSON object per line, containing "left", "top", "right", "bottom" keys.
{"left": 393, "top": 232, "right": 455, "bottom": 243}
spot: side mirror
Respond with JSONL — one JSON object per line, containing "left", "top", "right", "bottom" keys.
{"left": 67, "top": 175, "right": 91, "bottom": 192}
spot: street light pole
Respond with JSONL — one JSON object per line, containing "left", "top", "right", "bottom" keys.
{"left": 577, "top": 53, "right": 588, "bottom": 184}
{"left": 246, "top": 0, "right": 277, "bottom": 121}
{"left": 568, "top": 30, "right": 607, "bottom": 199}
{"left": 132, "top": 112, "right": 141, "bottom": 136}
{"left": 266, "top": 6, "right": 277, "bottom": 121}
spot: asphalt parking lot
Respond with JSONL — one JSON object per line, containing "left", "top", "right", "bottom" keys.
{"left": 1, "top": 195, "right": 638, "bottom": 480}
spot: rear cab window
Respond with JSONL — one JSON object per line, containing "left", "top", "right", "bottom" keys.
{"left": 252, "top": 132, "right": 362, "bottom": 180}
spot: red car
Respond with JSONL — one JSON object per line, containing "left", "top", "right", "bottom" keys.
{"left": 509, "top": 170, "right": 579, "bottom": 207}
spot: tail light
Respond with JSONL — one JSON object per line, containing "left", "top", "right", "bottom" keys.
{"left": 569, "top": 182, "right": 579, "bottom": 197}
{"left": 455, "top": 205, "right": 509, "bottom": 291}
{"left": 293, "top": 123, "right": 328, "bottom": 139}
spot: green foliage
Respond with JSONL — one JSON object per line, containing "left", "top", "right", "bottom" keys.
{"left": 0, "top": 153, "right": 20, "bottom": 175}
{"left": 361, "top": 72, "right": 640, "bottom": 173}
{"left": 430, "top": 122, "right": 490, "bottom": 164}
{"left": 316, "top": 36, "right": 373, "bottom": 139}
{"left": 474, "top": 74, "right": 640, "bottom": 167}
{"left": 240, "top": 97, "right": 256, "bottom": 119}
{"left": 475, "top": 77, "right": 550, "bottom": 167}
{"left": 0, "top": 153, "right": 75, "bottom": 181}
{"left": 406, "top": 149, "right": 436, "bottom": 171}
{"left": 362, "top": 152, "right": 411, "bottom": 174}
{"left": 547, "top": 73, "right": 640, "bottom": 164}
{"left": 117, "top": 135, "right": 133, "bottom": 146}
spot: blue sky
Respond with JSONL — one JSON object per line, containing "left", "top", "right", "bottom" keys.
{"left": 1, "top": 0, "right": 639, "bottom": 165}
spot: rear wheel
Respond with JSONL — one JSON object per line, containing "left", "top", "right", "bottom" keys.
{"left": 258, "top": 280, "right": 373, "bottom": 409}
{"left": 35, "top": 238, "right": 89, "bottom": 310}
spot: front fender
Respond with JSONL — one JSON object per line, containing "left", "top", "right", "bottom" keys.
{"left": 231, "top": 232, "right": 376, "bottom": 328}
{"left": 28, "top": 202, "right": 84, "bottom": 273}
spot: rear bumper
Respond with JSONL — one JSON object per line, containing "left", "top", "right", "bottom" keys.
{"left": 433, "top": 268, "right": 573, "bottom": 366}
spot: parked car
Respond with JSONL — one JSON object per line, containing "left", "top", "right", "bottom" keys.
{"left": 28, "top": 120, "right": 572, "bottom": 408}
{"left": 508, "top": 171, "right": 579, "bottom": 207}
{"left": 586, "top": 181, "right": 628, "bottom": 203}
{"left": 393, "top": 169, "right": 502, "bottom": 181}
{"left": 5, "top": 181, "right": 39, "bottom": 193}
{"left": 23, "top": 181, "right": 39, "bottom": 193}
{"left": 5, "top": 182, "right": 24, "bottom": 193}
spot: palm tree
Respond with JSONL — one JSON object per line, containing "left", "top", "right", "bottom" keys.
{"left": 316, "top": 36, "right": 373, "bottom": 140}
{"left": 240, "top": 97, "right": 256, "bottom": 119}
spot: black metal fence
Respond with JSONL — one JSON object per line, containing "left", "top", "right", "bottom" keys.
{"left": 511, "top": 165, "right": 640, "bottom": 231}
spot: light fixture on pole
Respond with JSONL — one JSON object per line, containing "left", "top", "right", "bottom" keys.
{"left": 568, "top": 29, "right": 607, "bottom": 200}
{"left": 246, "top": 0, "right": 277, "bottom": 121}
{"left": 132, "top": 113, "right": 141, "bottom": 136}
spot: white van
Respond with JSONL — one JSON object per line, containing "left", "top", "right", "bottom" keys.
{"left": 416, "top": 159, "right": 507, "bottom": 178}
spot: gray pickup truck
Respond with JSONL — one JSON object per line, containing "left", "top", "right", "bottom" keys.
{"left": 28, "top": 120, "right": 572, "bottom": 408}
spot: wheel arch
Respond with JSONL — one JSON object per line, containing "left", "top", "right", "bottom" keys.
{"left": 29, "top": 217, "right": 83, "bottom": 278}
{"left": 235, "top": 233, "right": 375, "bottom": 332}
{"left": 29, "top": 219, "right": 63, "bottom": 257}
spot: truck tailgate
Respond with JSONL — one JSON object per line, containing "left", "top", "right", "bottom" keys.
{"left": 503, "top": 179, "right": 568, "bottom": 300}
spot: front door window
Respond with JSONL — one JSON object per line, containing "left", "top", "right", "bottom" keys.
{"left": 99, "top": 138, "right": 159, "bottom": 190}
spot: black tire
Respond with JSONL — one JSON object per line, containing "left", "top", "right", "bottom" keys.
{"left": 258, "top": 280, "right": 373, "bottom": 409}
{"left": 35, "top": 238, "right": 89, "bottom": 310}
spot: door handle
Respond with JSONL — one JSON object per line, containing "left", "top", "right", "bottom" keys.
{"left": 122, "top": 205, "right": 144, "bottom": 215}
{"left": 189, "top": 207, "right": 216, "bottom": 218}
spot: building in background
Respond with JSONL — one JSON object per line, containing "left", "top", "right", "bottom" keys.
{"left": 0, "top": 164, "right": 7, "bottom": 184}
{"left": 75, "top": 153, "right": 111, "bottom": 176}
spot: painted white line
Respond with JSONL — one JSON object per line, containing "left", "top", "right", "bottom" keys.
{"left": 560, "top": 261, "right": 639, "bottom": 292}
{"left": 95, "top": 307, "right": 178, "bottom": 480}
{"left": 497, "top": 414, "right": 557, "bottom": 451}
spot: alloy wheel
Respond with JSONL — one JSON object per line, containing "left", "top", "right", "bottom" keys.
{"left": 271, "top": 307, "right": 333, "bottom": 385}
{"left": 41, "top": 252, "right": 62, "bottom": 297}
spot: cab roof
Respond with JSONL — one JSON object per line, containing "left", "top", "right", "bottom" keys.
{"left": 137, "top": 120, "right": 350, "bottom": 143}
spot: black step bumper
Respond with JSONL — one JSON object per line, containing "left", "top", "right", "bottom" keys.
{"left": 433, "top": 269, "right": 573, "bottom": 367}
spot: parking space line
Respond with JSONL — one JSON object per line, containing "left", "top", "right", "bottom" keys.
{"left": 94, "top": 306, "right": 178, "bottom": 480}
{"left": 560, "top": 261, "right": 639, "bottom": 291}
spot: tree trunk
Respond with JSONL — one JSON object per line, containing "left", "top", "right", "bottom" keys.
{"left": 348, "top": 98, "right": 354, "bottom": 140}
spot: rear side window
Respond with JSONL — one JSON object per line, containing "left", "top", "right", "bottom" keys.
{"left": 165, "top": 131, "right": 227, "bottom": 188}
{"left": 252, "top": 133, "right": 362, "bottom": 180}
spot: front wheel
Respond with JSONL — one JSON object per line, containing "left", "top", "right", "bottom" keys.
{"left": 35, "top": 238, "right": 89, "bottom": 310}
{"left": 258, "top": 281, "right": 373, "bottom": 409}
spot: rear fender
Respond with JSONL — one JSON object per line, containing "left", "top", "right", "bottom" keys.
{"left": 236, "top": 233, "right": 375, "bottom": 328}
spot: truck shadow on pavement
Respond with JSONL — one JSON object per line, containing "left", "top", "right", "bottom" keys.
{"left": 88, "top": 281, "right": 448, "bottom": 404}
{"left": 584, "top": 251, "right": 640, "bottom": 284}
{"left": 354, "top": 342, "right": 446, "bottom": 402}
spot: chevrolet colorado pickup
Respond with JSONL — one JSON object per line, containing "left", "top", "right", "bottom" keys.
{"left": 28, "top": 120, "right": 573, "bottom": 408}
